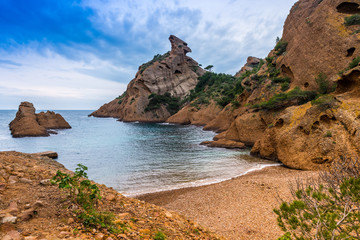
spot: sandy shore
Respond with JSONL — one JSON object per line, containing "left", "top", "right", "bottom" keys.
{"left": 136, "top": 166, "right": 318, "bottom": 240}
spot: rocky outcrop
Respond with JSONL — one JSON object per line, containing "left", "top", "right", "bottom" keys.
{"left": 0, "top": 151, "right": 222, "bottom": 239}
{"left": 9, "top": 102, "right": 71, "bottom": 137}
{"left": 235, "top": 56, "right": 261, "bottom": 78}
{"left": 90, "top": 35, "right": 205, "bottom": 122}
{"left": 193, "top": 0, "right": 360, "bottom": 170}
{"left": 278, "top": 0, "right": 360, "bottom": 90}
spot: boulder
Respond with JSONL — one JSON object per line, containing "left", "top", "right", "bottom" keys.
{"left": 9, "top": 102, "right": 71, "bottom": 138}
{"left": 235, "top": 56, "right": 261, "bottom": 78}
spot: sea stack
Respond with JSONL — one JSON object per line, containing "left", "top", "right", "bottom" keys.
{"left": 9, "top": 102, "right": 71, "bottom": 137}
{"left": 89, "top": 35, "right": 205, "bottom": 122}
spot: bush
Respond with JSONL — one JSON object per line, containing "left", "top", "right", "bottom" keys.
{"left": 145, "top": 93, "right": 181, "bottom": 115}
{"left": 315, "top": 73, "right": 336, "bottom": 95}
{"left": 186, "top": 72, "right": 243, "bottom": 108}
{"left": 272, "top": 77, "right": 291, "bottom": 84}
{"left": 311, "top": 94, "right": 336, "bottom": 110}
{"left": 281, "top": 82, "right": 290, "bottom": 92}
{"left": 116, "top": 91, "right": 127, "bottom": 104}
{"left": 274, "top": 158, "right": 360, "bottom": 239}
{"left": 253, "top": 87, "right": 317, "bottom": 110}
{"left": 348, "top": 56, "right": 360, "bottom": 69}
{"left": 275, "top": 39, "right": 288, "bottom": 56}
{"left": 344, "top": 14, "right": 360, "bottom": 26}
{"left": 154, "top": 231, "right": 167, "bottom": 240}
{"left": 140, "top": 52, "right": 170, "bottom": 74}
{"left": 52, "top": 165, "right": 121, "bottom": 232}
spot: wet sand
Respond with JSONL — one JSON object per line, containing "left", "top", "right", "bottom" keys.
{"left": 136, "top": 166, "right": 317, "bottom": 240}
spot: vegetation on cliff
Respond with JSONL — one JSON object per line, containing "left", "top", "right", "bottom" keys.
{"left": 139, "top": 52, "right": 170, "bottom": 74}
{"left": 145, "top": 92, "right": 181, "bottom": 115}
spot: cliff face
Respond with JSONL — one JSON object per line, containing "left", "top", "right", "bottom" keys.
{"left": 90, "top": 35, "right": 204, "bottom": 122}
{"left": 204, "top": 0, "right": 360, "bottom": 170}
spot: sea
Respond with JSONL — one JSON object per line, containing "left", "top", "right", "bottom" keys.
{"left": 0, "top": 110, "right": 280, "bottom": 197}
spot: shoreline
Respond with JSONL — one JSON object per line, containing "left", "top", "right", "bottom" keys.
{"left": 136, "top": 165, "right": 318, "bottom": 240}
{"left": 127, "top": 162, "right": 282, "bottom": 198}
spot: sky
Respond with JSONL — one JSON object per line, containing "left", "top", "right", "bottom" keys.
{"left": 0, "top": 0, "right": 298, "bottom": 110}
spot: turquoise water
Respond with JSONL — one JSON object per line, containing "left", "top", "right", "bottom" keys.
{"left": 0, "top": 110, "right": 279, "bottom": 196}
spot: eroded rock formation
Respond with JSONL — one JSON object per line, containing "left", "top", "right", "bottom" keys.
{"left": 205, "top": 0, "right": 360, "bottom": 170}
{"left": 90, "top": 35, "right": 205, "bottom": 122}
{"left": 9, "top": 102, "right": 71, "bottom": 137}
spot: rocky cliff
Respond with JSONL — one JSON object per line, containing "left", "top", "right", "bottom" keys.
{"left": 90, "top": 35, "right": 205, "bottom": 122}
{"left": 170, "top": 0, "right": 360, "bottom": 170}
{"left": 9, "top": 102, "right": 71, "bottom": 137}
{"left": 92, "top": 0, "right": 360, "bottom": 170}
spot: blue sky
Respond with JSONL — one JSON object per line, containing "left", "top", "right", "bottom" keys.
{"left": 0, "top": 0, "right": 297, "bottom": 110}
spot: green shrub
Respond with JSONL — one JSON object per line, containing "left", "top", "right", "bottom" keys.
{"left": 311, "top": 94, "right": 336, "bottom": 110}
{"left": 348, "top": 56, "right": 360, "bottom": 69}
{"left": 344, "top": 14, "right": 360, "bottom": 26}
{"left": 186, "top": 72, "right": 243, "bottom": 108}
{"left": 274, "top": 158, "right": 360, "bottom": 239}
{"left": 145, "top": 93, "right": 180, "bottom": 115}
{"left": 272, "top": 77, "right": 291, "bottom": 84}
{"left": 253, "top": 87, "right": 317, "bottom": 110}
{"left": 140, "top": 52, "right": 170, "bottom": 74}
{"left": 52, "top": 165, "right": 120, "bottom": 232}
{"left": 281, "top": 82, "right": 290, "bottom": 92}
{"left": 116, "top": 91, "right": 127, "bottom": 104}
{"left": 315, "top": 73, "right": 336, "bottom": 94}
{"left": 274, "top": 39, "right": 288, "bottom": 55}
{"left": 154, "top": 231, "right": 167, "bottom": 240}
{"left": 324, "top": 131, "right": 332, "bottom": 137}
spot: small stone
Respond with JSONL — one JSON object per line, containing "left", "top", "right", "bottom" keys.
{"left": 59, "top": 231, "right": 70, "bottom": 238}
{"left": 165, "top": 211, "right": 173, "bottom": 218}
{"left": 19, "top": 178, "right": 32, "bottom": 184}
{"left": 18, "top": 209, "right": 35, "bottom": 221}
{"left": 95, "top": 233, "right": 104, "bottom": 240}
{"left": 8, "top": 176, "right": 17, "bottom": 184}
{"left": 4, "top": 230, "right": 21, "bottom": 240}
{"left": 32, "top": 201, "right": 44, "bottom": 209}
{"left": 6, "top": 202, "right": 19, "bottom": 215}
{"left": 2, "top": 215, "right": 17, "bottom": 223}
{"left": 39, "top": 179, "right": 51, "bottom": 185}
{"left": 24, "top": 236, "right": 37, "bottom": 240}
{"left": 106, "top": 194, "right": 116, "bottom": 201}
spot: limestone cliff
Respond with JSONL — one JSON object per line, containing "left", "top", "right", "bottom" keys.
{"left": 9, "top": 102, "right": 71, "bottom": 137}
{"left": 173, "top": 0, "right": 360, "bottom": 170}
{"left": 90, "top": 35, "right": 205, "bottom": 122}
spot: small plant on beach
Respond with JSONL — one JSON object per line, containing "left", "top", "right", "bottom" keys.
{"left": 153, "top": 231, "right": 167, "bottom": 240}
{"left": 274, "top": 157, "right": 360, "bottom": 239}
{"left": 52, "top": 164, "right": 120, "bottom": 232}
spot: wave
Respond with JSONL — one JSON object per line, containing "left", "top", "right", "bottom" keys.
{"left": 123, "top": 163, "right": 282, "bottom": 197}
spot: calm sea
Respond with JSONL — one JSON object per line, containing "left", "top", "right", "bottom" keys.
{"left": 0, "top": 110, "right": 279, "bottom": 196}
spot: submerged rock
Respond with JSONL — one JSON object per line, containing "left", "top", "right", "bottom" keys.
{"left": 9, "top": 102, "right": 71, "bottom": 138}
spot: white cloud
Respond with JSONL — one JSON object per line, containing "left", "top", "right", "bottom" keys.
{"left": 0, "top": 0, "right": 298, "bottom": 109}
{"left": 0, "top": 48, "right": 127, "bottom": 109}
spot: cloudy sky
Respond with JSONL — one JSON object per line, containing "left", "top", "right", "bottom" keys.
{"left": 0, "top": 0, "right": 297, "bottom": 110}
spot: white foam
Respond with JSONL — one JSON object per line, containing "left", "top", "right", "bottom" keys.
{"left": 124, "top": 163, "right": 282, "bottom": 197}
